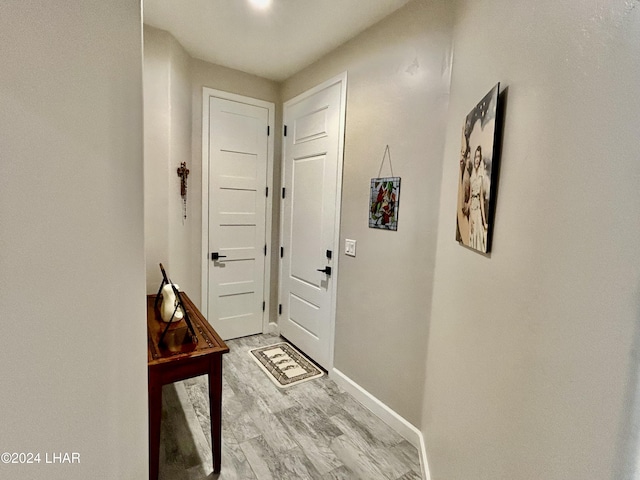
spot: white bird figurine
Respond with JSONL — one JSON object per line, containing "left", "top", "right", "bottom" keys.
{"left": 160, "top": 283, "right": 184, "bottom": 323}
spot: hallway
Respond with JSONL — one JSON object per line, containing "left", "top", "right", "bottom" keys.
{"left": 159, "top": 334, "right": 422, "bottom": 479}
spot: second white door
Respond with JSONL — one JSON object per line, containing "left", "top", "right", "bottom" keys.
{"left": 206, "top": 94, "right": 271, "bottom": 340}
{"left": 280, "top": 74, "right": 347, "bottom": 370}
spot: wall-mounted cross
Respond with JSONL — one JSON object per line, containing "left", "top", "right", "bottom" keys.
{"left": 177, "top": 162, "right": 190, "bottom": 219}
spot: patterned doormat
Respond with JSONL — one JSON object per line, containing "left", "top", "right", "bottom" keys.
{"left": 249, "top": 342, "right": 324, "bottom": 388}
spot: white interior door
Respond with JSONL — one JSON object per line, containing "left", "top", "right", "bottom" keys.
{"left": 205, "top": 94, "right": 271, "bottom": 340}
{"left": 280, "top": 74, "right": 347, "bottom": 370}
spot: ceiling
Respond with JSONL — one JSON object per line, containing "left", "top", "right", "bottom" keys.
{"left": 143, "top": 0, "right": 413, "bottom": 82}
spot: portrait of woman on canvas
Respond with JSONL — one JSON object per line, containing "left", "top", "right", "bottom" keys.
{"left": 468, "top": 145, "right": 488, "bottom": 251}
{"left": 455, "top": 82, "right": 500, "bottom": 254}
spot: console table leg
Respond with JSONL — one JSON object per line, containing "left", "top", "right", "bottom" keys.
{"left": 209, "top": 356, "right": 223, "bottom": 473}
{"left": 148, "top": 378, "right": 162, "bottom": 480}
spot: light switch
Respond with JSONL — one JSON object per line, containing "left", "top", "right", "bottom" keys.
{"left": 345, "top": 239, "right": 356, "bottom": 257}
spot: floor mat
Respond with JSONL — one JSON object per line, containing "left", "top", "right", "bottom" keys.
{"left": 248, "top": 342, "right": 324, "bottom": 388}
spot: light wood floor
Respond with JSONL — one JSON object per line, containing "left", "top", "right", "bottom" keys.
{"left": 159, "top": 333, "right": 422, "bottom": 480}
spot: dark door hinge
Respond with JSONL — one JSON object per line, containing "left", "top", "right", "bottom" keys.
{"left": 264, "top": 244, "right": 267, "bottom": 256}
{"left": 284, "top": 125, "right": 288, "bottom": 137}
{"left": 278, "top": 304, "right": 282, "bottom": 315}
{"left": 282, "top": 187, "right": 286, "bottom": 199}
{"left": 266, "top": 186, "right": 269, "bottom": 197}
{"left": 262, "top": 301, "right": 266, "bottom": 312}
{"left": 267, "top": 125, "right": 270, "bottom": 136}
{"left": 280, "top": 246, "right": 284, "bottom": 258}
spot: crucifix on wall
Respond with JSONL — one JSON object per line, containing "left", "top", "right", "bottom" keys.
{"left": 177, "top": 162, "right": 189, "bottom": 220}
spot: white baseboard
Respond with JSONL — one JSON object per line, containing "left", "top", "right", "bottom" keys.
{"left": 330, "top": 368, "right": 431, "bottom": 480}
{"left": 265, "top": 322, "right": 279, "bottom": 335}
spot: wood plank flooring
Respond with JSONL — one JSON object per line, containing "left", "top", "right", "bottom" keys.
{"left": 159, "top": 333, "right": 422, "bottom": 480}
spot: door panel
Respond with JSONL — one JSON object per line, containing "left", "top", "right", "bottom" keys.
{"left": 289, "top": 293, "right": 321, "bottom": 336}
{"left": 291, "top": 155, "right": 326, "bottom": 283}
{"left": 208, "top": 96, "right": 268, "bottom": 340}
{"left": 280, "top": 75, "right": 346, "bottom": 369}
{"left": 294, "top": 107, "right": 329, "bottom": 143}
{"left": 218, "top": 151, "right": 258, "bottom": 179}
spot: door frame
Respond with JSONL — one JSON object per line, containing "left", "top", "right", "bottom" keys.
{"left": 279, "top": 72, "right": 347, "bottom": 371}
{"left": 201, "top": 88, "right": 275, "bottom": 333}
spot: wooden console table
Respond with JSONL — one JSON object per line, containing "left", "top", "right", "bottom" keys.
{"left": 146, "top": 293, "right": 229, "bottom": 480}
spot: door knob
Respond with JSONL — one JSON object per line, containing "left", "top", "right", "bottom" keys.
{"left": 317, "top": 266, "right": 332, "bottom": 276}
{"left": 211, "top": 252, "right": 227, "bottom": 261}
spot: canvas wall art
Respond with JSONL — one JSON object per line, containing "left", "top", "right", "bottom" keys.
{"left": 456, "top": 83, "right": 501, "bottom": 253}
{"left": 369, "top": 177, "right": 401, "bottom": 231}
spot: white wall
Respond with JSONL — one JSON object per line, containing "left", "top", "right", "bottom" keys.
{"left": 0, "top": 1, "right": 147, "bottom": 479}
{"left": 422, "top": 0, "right": 640, "bottom": 478}
{"left": 282, "top": 0, "right": 454, "bottom": 425}
{"left": 168, "top": 31, "right": 194, "bottom": 295}
{"left": 144, "top": 26, "right": 171, "bottom": 292}
{"left": 144, "top": 26, "right": 194, "bottom": 295}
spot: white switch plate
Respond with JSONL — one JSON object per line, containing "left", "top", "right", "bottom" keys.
{"left": 345, "top": 239, "right": 356, "bottom": 257}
